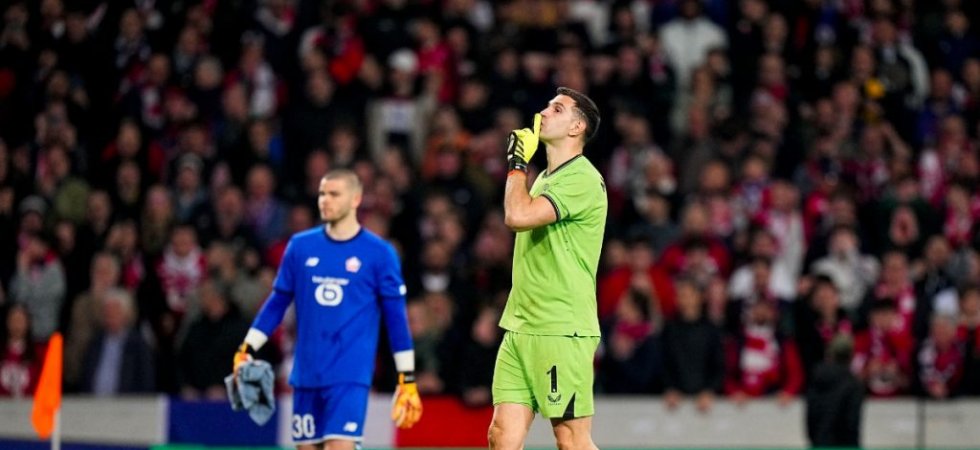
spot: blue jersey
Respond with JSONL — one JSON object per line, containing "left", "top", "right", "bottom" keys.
{"left": 251, "top": 227, "right": 412, "bottom": 388}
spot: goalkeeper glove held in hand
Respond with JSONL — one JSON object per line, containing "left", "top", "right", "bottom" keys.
{"left": 232, "top": 343, "right": 255, "bottom": 376}
{"left": 506, "top": 113, "right": 541, "bottom": 173}
{"left": 391, "top": 372, "right": 423, "bottom": 429}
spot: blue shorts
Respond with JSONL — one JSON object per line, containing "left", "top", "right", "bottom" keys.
{"left": 290, "top": 384, "right": 368, "bottom": 444}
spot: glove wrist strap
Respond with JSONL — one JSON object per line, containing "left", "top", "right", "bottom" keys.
{"left": 239, "top": 343, "right": 256, "bottom": 356}
{"left": 507, "top": 159, "right": 528, "bottom": 173}
{"left": 399, "top": 371, "right": 416, "bottom": 384}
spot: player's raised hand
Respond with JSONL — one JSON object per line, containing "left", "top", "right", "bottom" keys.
{"left": 391, "top": 372, "right": 423, "bottom": 429}
{"left": 232, "top": 343, "right": 254, "bottom": 376}
{"left": 506, "top": 113, "right": 541, "bottom": 173}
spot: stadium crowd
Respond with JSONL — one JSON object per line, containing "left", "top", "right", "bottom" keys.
{"left": 2, "top": 0, "right": 980, "bottom": 411}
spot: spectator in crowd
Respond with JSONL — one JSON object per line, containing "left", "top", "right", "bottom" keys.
{"left": 913, "top": 235, "right": 963, "bottom": 340}
{"left": 810, "top": 225, "right": 880, "bottom": 313}
{"left": 915, "top": 313, "right": 967, "bottom": 399}
{"left": 662, "top": 277, "right": 724, "bottom": 412}
{"left": 405, "top": 299, "right": 445, "bottom": 395}
{"left": 80, "top": 288, "right": 154, "bottom": 395}
{"left": 243, "top": 163, "right": 287, "bottom": 248}
{"left": 598, "top": 235, "right": 675, "bottom": 322}
{"left": 103, "top": 219, "right": 146, "bottom": 293}
{"left": 177, "top": 279, "right": 251, "bottom": 400}
{"left": 65, "top": 252, "right": 121, "bottom": 392}
{"left": 0, "top": 303, "right": 42, "bottom": 397}
{"left": 852, "top": 300, "right": 914, "bottom": 397}
{"left": 598, "top": 284, "right": 663, "bottom": 394}
{"left": 795, "top": 275, "right": 853, "bottom": 379}
{"left": 457, "top": 304, "right": 503, "bottom": 406}
{"left": 156, "top": 224, "right": 206, "bottom": 318}
{"left": 729, "top": 233, "right": 795, "bottom": 307}
{"left": 660, "top": 0, "right": 727, "bottom": 90}
{"left": 959, "top": 283, "right": 980, "bottom": 395}
{"left": 10, "top": 231, "right": 65, "bottom": 342}
{"left": 724, "top": 294, "right": 803, "bottom": 406}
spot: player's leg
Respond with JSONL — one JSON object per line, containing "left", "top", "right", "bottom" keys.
{"left": 490, "top": 332, "right": 538, "bottom": 450}
{"left": 291, "top": 385, "right": 366, "bottom": 450}
{"left": 296, "top": 444, "right": 325, "bottom": 450}
{"left": 322, "top": 440, "right": 355, "bottom": 450}
{"left": 321, "top": 384, "right": 369, "bottom": 450}
{"left": 292, "top": 388, "right": 326, "bottom": 448}
{"left": 550, "top": 416, "right": 598, "bottom": 450}
{"left": 529, "top": 335, "right": 600, "bottom": 450}
{"left": 488, "top": 402, "right": 535, "bottom": 450}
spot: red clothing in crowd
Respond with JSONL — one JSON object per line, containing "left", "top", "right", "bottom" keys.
{"left": 872, "top": 284, "right": 917, "bottom": 337}
{"left": 917, "top": 327, "right": 970, "bottom": 396}
{"left": 156, "top": 247, "right": 207, "bottom": 314}
{"left": 0, "top": 341, "right": 45, "bottom": 398}
{"left": 656, "top": 236, "right": 732, "bottom": 277}
{"left": 852, "top": 328, "right": 915, "bottom": 396}
{"left": 597, "top": 266, "right": 676, "bottom": 321}
{"left": 724, "top": 326, "right": 805, "bottom": 397}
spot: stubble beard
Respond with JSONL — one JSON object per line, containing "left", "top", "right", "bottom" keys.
{"left": 322, "top": 205, "right": 351, "bottom": 227}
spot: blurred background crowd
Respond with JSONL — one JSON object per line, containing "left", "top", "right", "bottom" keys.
{"left": 2, "top": 0, "right": 980, "bottom": 412}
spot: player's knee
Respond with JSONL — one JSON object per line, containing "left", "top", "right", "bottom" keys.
{"left": 322, "top": 440, "right": 356, "bottom": 450}
{"left": 553, "top": 427, "right": 574, "bottom": 450}
{"left": 553, "top": 423, "right": 592, "bottom": 450}
{"left": 488, "top": 419, "right": 519, "bottom": 450}
{"left": 488, "top": 421, "right": 503, "bottom": 449}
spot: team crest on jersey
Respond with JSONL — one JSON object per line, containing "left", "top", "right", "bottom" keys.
{"left": 345, "top": 256, "right": 361, "bottom": 273}
{"left": 305, "top": 257, "right": 319, "bottom": 267}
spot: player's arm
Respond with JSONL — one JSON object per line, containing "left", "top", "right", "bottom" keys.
{"left": 234, "top": 289, "right": 292, "bottom": 367}
{"left": 503, "top": 113, "right": 558, "bottom": 232}
{"left": 378, "top": 244, "right": 422, "bottom": 429}
{"left": 504, "top": 172, "right": 558, "bottom": 231}
{"left": 234, "top": 241, "right": 297, "bottom": 372}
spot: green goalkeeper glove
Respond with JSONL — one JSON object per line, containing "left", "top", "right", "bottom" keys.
{"left": 506, "top": 113, "right": 541, "bottom": 173}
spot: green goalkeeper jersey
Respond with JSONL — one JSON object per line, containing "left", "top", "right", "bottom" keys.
{"left": 500, "top": 155, "right": 608, "bottom": 337}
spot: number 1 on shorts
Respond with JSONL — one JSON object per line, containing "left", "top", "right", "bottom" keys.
{"left": 547, "top": 365, "right": 557, "bottom": 393}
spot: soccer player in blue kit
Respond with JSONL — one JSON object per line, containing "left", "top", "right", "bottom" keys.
{"left": 233, "top": 169, "right": 422, "bottom": 449}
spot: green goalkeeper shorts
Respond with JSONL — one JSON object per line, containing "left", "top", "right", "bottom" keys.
{"left": 491, "top": 331, "right": 600, "bottom": 419}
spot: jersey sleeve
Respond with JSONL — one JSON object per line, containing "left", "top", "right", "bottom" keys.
{"left": 272, "top": 238, "right": 297, "bottom": 294}
{"left": 378, "top": 243, "right": 412, "bottom": 353}
{"left": 377, "top": 242, "right": 408, "bottom": 299}
{"left": 540, "top": 172, "right": 605, "bottom": 222}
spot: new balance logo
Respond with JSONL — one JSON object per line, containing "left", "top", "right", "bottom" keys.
{"left": 305, "top": 257, "right": 319, "bottom": 267}
{"left": 343, "top": 422, "right": 358, "bottom": 432}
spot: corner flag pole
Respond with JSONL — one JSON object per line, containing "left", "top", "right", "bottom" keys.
{"left": 52, "top": 408, "right": 61, "bottom": 450}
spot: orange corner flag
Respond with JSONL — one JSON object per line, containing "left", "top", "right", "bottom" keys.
{"left": 32, "top": 332, "right": 63, "bottom": 439}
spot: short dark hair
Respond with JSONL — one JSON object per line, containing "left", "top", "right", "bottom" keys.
{"left": 958, "top": 282, "right": 980, "bottom": 300}
{"left": 556, "top": 87, "right": 600, "bottom": 142}
{"left": 322, "top": 169, "right": 362, "bottom": 193}
{"left": 812, "top": 274, "right": 838, "bottom": 292}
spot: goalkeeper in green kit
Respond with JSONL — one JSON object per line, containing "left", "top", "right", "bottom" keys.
{"left": 489, "top": 87, "right": 606, "bottom": 450}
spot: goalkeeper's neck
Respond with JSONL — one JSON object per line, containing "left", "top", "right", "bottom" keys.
{"left": 325, "top": 215, "right": 362, "bottom": 241}
{"left": 544, "top": 140, "right": 585, "bottom": 174}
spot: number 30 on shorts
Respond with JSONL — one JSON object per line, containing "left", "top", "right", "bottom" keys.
{"left": 292, "top": 414, "right": 316, "bottom": 439}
